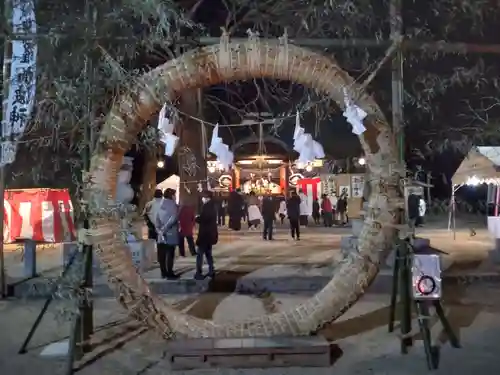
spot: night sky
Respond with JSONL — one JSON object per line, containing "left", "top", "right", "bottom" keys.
{"left": 133, "top": 0, "right": 500, "bottom": 205}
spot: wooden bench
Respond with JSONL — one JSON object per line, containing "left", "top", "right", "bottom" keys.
{"left": 166, "top": 336, "right": 332, "bottom": 370}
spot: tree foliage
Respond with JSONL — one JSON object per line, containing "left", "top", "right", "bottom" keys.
{"left": 1, "top": 0, "right": 499, "bottom": 190}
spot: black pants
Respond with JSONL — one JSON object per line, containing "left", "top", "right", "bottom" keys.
{"left": 157, "top": 243, "right": 175, "bottom": 277}
{"left": 289, "top": 218, "right": 300, "bottom": 239}
{"left": 299, "top": 215, "right": 308, "bottom": 226}
{"left": 196, "top": 244, "right": 214, "bottom": 276}
{"left": 323, "top": 212, "right": 333, "bottom": 227}
{"left": 178, "top": 234, "right": 196, "bottom": 256}
{"left": 263, "top": 218, "right": 274, "bottom": 240}
{"left": 312, "top": 213, "right": 320, "bottom": 224}
{"left": 218, "top": 211, "right": 226, "bottom": 226}
{"left": 279, "top": 214, "right": 285, "bottom": 224}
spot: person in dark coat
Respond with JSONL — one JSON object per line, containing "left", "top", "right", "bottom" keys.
{"left": 337, "top": 192, "right": 348, "bottom": 225}
{"left": 194, "top": 190, "right": 218, "bottom": 280}
{"left": 227, "top": 189, "right": 243, "bottom": 231}
{"left": 261, "top": 193, "right": 276, "bottom": 240}
{"left": 286, "top": 191, "right": 301, "bottom": 240}
{"left": 312, "top": 199, "right": 321, "bottom": 225}
{"left": 321, "top": 194, "right": 334, "bottom": 227}
{"left": 156, "top": 188, "right": 179, "bottom": 279}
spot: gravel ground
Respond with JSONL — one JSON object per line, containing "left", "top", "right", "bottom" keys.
{"left": 1, "top": 283, "right": 500, "bottom": 375}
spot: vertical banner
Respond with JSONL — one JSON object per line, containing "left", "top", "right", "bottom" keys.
{"left": 1, "top": 0, "right": 37, "bottom": 166}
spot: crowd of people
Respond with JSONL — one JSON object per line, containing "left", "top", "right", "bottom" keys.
{"left": 219, "top": 188, "right": 350, "bottom": 240}
{"left": 142, "top": 187, "right": 349, "bottom": 281}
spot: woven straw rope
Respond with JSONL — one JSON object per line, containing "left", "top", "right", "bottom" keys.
{"left": 86, "top": 40, "right": 403, "bottom": 339}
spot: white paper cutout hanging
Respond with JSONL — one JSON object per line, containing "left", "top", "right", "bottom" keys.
{"left": 292, "top": 111, "right": 324, "bottom": 164}
{"left": 342, "top": 88, "right": 367, "bottom": 135}
{"left": 208, "top": 124, "right": 234, "bottom": 171}
{"left": 157, "top": 104, "right": 178, "bottom": 156}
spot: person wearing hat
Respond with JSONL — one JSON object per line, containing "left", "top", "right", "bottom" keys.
{"left": 194, "top": 190, "right": 218, "bottom": 280}
{"left": 156, "top": 188, "right": 179, "bottom": 279}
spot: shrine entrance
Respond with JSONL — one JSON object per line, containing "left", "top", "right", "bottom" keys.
{"left": 87, "top": 38, "right": 401, "bottom": 338}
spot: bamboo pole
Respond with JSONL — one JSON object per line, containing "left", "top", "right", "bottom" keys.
{"left": 197, "top": 37, "right": 500, "bottom": 54}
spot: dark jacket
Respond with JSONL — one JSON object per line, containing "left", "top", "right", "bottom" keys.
{"left": 261, "top": 196, "right": 275, "bottom": 220}
{"left": 196, "top": 199, "right": 218, "bottom": 246}
{"left": 227, "top": 191, "right": 244, "bottom": 216}
{"left": 337, "top": 196, "right": 347, "bottom": 213}
{"left": 286, "top": 195, "right": 301, "bottom": 219}
{"left": 312, "top": 200, "right": 320, "bottom": 215}
{"left": 407, "top": 194, "right": 420, "bottom": 220}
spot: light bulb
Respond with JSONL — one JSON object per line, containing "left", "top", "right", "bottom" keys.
{"left": 157, "top": 160, "right": 165, "bottom": 168}
{"left": 305, "top": 165, "right": 313, "bottom": 172}
{"left": 208, "top": 166, "right": 216, "bottom": 173}
{"left": 358, "top": 157, "right": 366, "bottom": 166}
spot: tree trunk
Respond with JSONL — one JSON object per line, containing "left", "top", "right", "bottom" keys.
{"left": 177, "top": 89, "right": 206, "bottom": 208}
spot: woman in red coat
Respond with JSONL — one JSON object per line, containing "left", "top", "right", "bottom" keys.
{"left": 178, "top": 201, "right": 197, "bottom": 256}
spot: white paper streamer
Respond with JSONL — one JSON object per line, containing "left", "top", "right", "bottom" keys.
{"left": 208, "top": 124, "right": 233, "bottom": 170}
{"left": 292, "top": 111, "right": 324, "bottom": 164}
{"left": 157, "top": 104, "right": 178, "bottom": 156}
{"left": 342, "top": 88, "right": 367, "bottom": 135}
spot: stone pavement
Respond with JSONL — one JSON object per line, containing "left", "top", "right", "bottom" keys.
{"left": 5, "top": 223, "right": 500, "bottom": 298}
{"left": 1, "top": 282, "right": 500, "bottom": 375}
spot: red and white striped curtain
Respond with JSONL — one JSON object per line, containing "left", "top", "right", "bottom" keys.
{"left": 296, "top": 177, "right": 322, "bottom": 200}
{"left": 3, "top": 189, "right": 76, "bottom": 243}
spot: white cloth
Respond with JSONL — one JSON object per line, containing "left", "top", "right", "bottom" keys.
{"left": 329, "top": 195, "right": 338, "bottom": 209}
{"left": 299, "top": 193, "right": 309, "bottom": 215}
{"left": 278, "top": 200, "right": 287, "bottom": 215}
{"left": 418, "top": 198, "right": 426, "bottom": 217}
{"left": 248, "top": 204, "right": 262, "bottom": 222}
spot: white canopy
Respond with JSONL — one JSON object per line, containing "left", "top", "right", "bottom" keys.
{"left": 156, "top": 174, "right": 180, "bottom": 203}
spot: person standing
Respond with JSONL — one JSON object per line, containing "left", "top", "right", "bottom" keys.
{"left": 321, "top": 194, "right": 334, "bottom": 227}
{"left": 312, "top": 198, "right": 321, "bottom": 225}
{"left": 227, "top": 189, "right": 243, "bottom": 231}
{"left": 142, "top": 189, "right": 163, "bottom": 240}
{"left": 194, "top": 190, "right": 218, "bottom": 280}
{"left": 178, "top": 197, "right": 197, "bottom": 257}
{"left": 287, "top": 191, "right": 301, "bottom": 240}
{"left": 247, "top": 191, "right": 262, "bottom": 230}
{"left": 261, "top": 193, "right": 275, "bottom": 240}
{"left": 298, "top": 189, "right": 309, "bottom": 226}
{"left": 156, "top": 188, "right": 179, "bottom": 279}
{"left": 337, "top": 192, "right": 348, "bottom": 225}
{"left": 218, "top": 198, "right": 227, "bottom": 227}
{"left": 278, "top": 196, "right": 287, "bottom": 224}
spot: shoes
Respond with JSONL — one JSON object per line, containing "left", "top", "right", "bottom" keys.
{"left": 164, "top": 273, "right": 179, "bottom": 280}
{"left": 193, "top": 273, "right": 205, "bottom": 280}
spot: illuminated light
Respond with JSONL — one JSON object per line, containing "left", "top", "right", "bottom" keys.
{"left": 305, "top": 164, "right": 313, "bottom": 172}
{"left": 466, "top": 175, "right": 480, "bottom": 186}
{"left": 238, "top": 160, "right": 254, "bottom": 165}
{"left": 267, "top": 159, "right": 283, "bottom": 164}
{"left": 157, "top": 160, "right": 165, "bottom": 168}
{"left": 208, "top": 166, "right": 216, "bottom": 173}
{"left": 358, "top": 157, "right": 366, "bottom": 166}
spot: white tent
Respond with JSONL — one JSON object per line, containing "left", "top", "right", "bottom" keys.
{"left": 156, "top": 174, "right": 180, "bottom": 203}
